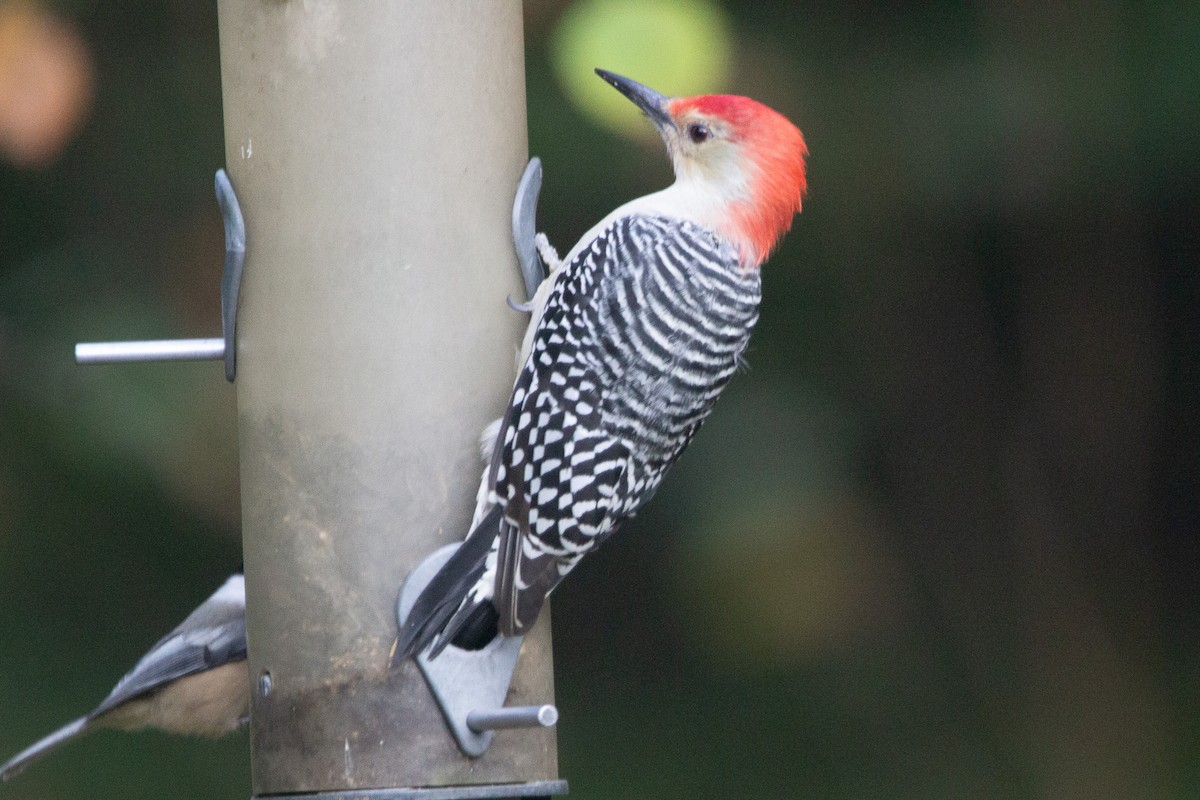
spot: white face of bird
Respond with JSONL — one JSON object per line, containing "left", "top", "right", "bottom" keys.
{"left": 211, "top": 573, "right": 246, "bottom": 607}
{"left": 661, "top": 110, "right": 753, "bottom": 201}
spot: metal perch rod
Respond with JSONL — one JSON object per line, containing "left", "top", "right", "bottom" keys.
{"left": 75, "top": 338, "right": 225, "bottom": 364}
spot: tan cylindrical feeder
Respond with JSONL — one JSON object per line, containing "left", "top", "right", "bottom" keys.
{"left": 216, "top": 1, "right": 562, "bottom": 796}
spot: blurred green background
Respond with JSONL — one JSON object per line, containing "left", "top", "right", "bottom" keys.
{"left": 1, "top": 1, "right": 1198, "bottom": 798}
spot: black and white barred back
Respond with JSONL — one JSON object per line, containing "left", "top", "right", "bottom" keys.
{"left": 393, "top": 214, "right": 762, "bottom": 659}
{"left": 490, "top": 213, "right": 761, "bottom": 634}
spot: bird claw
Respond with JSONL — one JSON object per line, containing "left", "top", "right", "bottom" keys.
{"left": 506, "top": 295, "right": 533, "bottom": 313}
{"left": 535, "top": 232, "right": 561, "bottom": 273}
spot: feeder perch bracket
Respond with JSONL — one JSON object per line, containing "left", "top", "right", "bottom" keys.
{"left": 74, "top": 168, "right": 246, "bottom": 382}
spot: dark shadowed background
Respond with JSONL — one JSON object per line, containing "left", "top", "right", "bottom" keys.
{"left": 1, "top": 1, "right": 1197, "bottom": 798}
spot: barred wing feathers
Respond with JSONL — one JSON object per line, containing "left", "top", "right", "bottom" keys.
{"left": 491, "top": 214, "right": 760, "bottom": 636}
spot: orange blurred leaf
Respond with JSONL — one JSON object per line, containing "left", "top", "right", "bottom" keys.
{"left": 0, "top": 2, "right": 93, "bottom": 167}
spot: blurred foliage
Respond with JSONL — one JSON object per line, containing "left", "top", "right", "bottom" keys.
{"left": 551, "top": 0, "right": 733, "bottom": 136}
{"left": 1, "top": 0, "right": 1198, "bottom": 799}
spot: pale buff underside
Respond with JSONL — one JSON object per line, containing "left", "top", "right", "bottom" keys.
{"left": 98, "top": 661, "right": 248, "bottom": 737}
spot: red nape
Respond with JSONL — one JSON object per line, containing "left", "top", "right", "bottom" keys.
{"left": 671, "top": 94, "right": 808, "bottom": 266}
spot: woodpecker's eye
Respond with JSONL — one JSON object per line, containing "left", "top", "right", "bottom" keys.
{"left": 686, "top": 123, "right": 712, "bottom": 144}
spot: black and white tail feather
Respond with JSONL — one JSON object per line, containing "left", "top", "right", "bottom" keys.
{"left": 392, "top": 505, "right": 503, "bottom": 661}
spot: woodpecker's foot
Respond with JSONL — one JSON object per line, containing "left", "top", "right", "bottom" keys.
{"left": 535, "top": 233, "right": 561, "bottom": 273}
{"left": 506, "top": 295, "right": 533, "bottom": 313}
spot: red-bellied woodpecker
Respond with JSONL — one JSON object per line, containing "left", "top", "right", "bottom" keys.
{"left": 1, "top": 573, "right": 248, "bottom": 781}
{"left": 395, "top": 69, "right": 808, "bottom": 659}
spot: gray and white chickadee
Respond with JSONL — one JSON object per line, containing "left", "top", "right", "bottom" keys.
{"left": 1, "top": 573, "right": 248, "bottom": 781}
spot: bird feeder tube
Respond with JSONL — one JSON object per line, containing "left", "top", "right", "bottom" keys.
{"left": 215, "top": 1, "right": 562, "bottom": 796}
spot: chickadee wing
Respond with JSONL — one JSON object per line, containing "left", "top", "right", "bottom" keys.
{"left": 2, "top": 574, "right": 247, "bottom": 780}
{"left": 91, "top": 574, "right": 246, "bottom": 719}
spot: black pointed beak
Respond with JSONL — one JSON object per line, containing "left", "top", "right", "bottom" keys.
{"left": 595, "top": 69, "right": 674, "bottom": 131}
